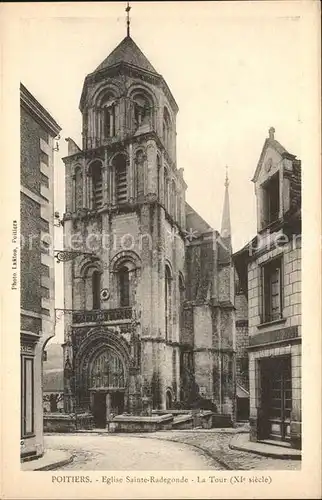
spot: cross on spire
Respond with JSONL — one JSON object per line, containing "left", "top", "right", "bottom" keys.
{"left": 221, "top": 165, "right": 232, "bottom": 242}
{"left": 126, "top": 2, "right": 131, "bottom": 37}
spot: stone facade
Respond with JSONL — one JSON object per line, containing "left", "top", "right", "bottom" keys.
{"left": 234, "top": 128, "right": 301, "bottom": 448}
{"left": 20, "top": 84, "right": 61, "bottom": 460}
{"left": 62, "top": 35, "right": 236, "bottom": 427}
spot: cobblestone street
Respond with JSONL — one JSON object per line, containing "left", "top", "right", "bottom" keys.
{"left": 44, "top": 430, "right": 301, "bottom": 471}
{"left": 44, "top": 434, "right": 220, "bottom": 470}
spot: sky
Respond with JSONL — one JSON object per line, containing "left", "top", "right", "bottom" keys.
{"left": 17, "top": 2, "right": 306, "bottom": 342}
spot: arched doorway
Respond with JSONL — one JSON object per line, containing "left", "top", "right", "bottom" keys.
{"left": 89, "top": 347, "right": 126, "bottom": 428}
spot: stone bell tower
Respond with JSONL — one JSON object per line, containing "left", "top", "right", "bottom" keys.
{"left": 62, "top": 21, "right": 187, "bottom": 423}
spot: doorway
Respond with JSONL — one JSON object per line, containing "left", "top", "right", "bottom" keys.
{"left": 92, "top": 392, "right": 107, "bottom": 428}
{"left": 260, "top": 356, "right": 292, "bottom": 442}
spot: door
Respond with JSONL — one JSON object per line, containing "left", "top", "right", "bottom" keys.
{"left": 260, "top": 356, "right": 292, "bottom": 442}
{"left": 92, "top": 392, "right": 106, "bottom": 428}
{"left": 110, "top": 391, "right": 124, "bottom": 416}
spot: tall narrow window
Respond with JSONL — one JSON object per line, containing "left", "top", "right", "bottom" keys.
{"left": 165, "top": 266, "right": 172, "bottom": 340}
{"left": 104, "top": 104, "right": 116, "bottom": 138}
{"left": 262, "top": 258, "right": 283, "bottom": 323}
{"left": 91, "top": 161, "right": 103, "bottom": 209}
{"left": 114, "top": 154, "right": 127, "bottom": 204}
{"left": 262, "top": 172, "right": 280, "bottom": 227}
{"left": 119, "top": 266, "right": 130, "bottom": 307}
{"left": 92, "top": 271, "right": 101, "bottom": 309}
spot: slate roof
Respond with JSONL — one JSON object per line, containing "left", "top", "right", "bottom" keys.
{"left": 185, "top": 202, "right": 213, "bottom": 235}
{"left": 95, "top": 36, "right": 158, "bottom": 74}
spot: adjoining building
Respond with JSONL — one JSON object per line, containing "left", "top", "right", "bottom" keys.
{"left": 61, "top": 31, "right": 236, "bottom": 428}
{"left": 20, "top": 84, "right": 61, "bottom": 461}
{"left": 234, "top": 127, "right": 301, "bottom": 449}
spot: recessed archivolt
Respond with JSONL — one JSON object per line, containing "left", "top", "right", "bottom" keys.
{"left": 86, "top": 158, "right": 104, "bottom": 175}
{"left": 91, "top": 81, "right": 123, "bottom": 107}
{"left": 127, "top": 83, "right": 157, "bottom": 109}
{"left": 75, "top": 256, "right": 103, "bottom": 278}
{"left": 110, "top": 250, "right": 142, "bottom": 273}
{"left": 75, "top": 328, "right": 131, "bottom": 375}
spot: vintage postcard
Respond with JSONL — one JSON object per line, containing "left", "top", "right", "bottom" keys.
{"left": 1, "top": 1, "right": 321, "bottom": 499}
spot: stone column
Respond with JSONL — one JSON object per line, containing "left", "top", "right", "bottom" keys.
{"left": 128, "top": 143, "right": 134, "bottom": 201}
{"left": 106, "top": 393, "right": 111, "bottom": 422}
{"left": 102, "top": 165, "right": 108, "bottom": 206}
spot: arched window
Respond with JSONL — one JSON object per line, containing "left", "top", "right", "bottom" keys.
{"left": 118, "top": 266, "right": 130, "bottom": 307}
{"left": 165, "top": 265, "right": 172, "bottom": 340}
{"left": 113, "top": 154, "right": 127, "bottom": 204}
{"left": 163, "top": 107, "right": 171, "bottom": 151}
{"left": 91, "top": 161, "right": 103, "bottom": 209}
{"left": 101, "top": 92, "right": 116, "bottom": 138}
{"left": 92, "top": 270, "right": 101, "bottom": 309}
{"left": 131, "top": 91, "right": 153, "bottom": 131}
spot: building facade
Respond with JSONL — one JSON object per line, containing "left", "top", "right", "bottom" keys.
{"left": 20, "top": 84, "right": 61, "bottom": 460}
{"left": 62, "top": 34, "right": 236, "bottom": 428}
{"left": 234, "top": 128, "right": 301, "bottom": 448}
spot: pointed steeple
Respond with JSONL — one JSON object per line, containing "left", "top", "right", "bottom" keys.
{"left": 94, "top": 36, "right": 158, "bottom": 74}
{"left": 221, "top": 166, "right": 232, "bottom": 243}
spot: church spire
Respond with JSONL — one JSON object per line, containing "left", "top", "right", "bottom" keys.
{"left": 126, "top": 2, "right": 131, "bottom": 37}
{"left": 221, "top": 166, "right": 232, "bottom": 242}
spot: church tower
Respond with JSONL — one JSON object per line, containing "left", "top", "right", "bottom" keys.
{"left": 62, "top": 16, "right": 187, "bottom": 422}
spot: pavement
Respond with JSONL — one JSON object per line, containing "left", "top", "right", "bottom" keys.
{"left": 21, "top": 449, "right": 73, "bottom": 471}
{"left": 43, "top": 434, "right": 220, "bottom": 470}
{"left": 229, "top": 433, "right": 302, "bottom": 460}
{"left": 38, "top": 428, "right": 301, "bottom": 471}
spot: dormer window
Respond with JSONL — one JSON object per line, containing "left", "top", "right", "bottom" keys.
{"left": 262, "top": 171, "right": 280, "bottom": 226}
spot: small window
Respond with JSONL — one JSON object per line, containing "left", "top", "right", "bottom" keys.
{"left": 261, "top": 258, "right": 283, "bottom": 323}
{"left": 262, "top": 172, "right": 280, "bottom": 226}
